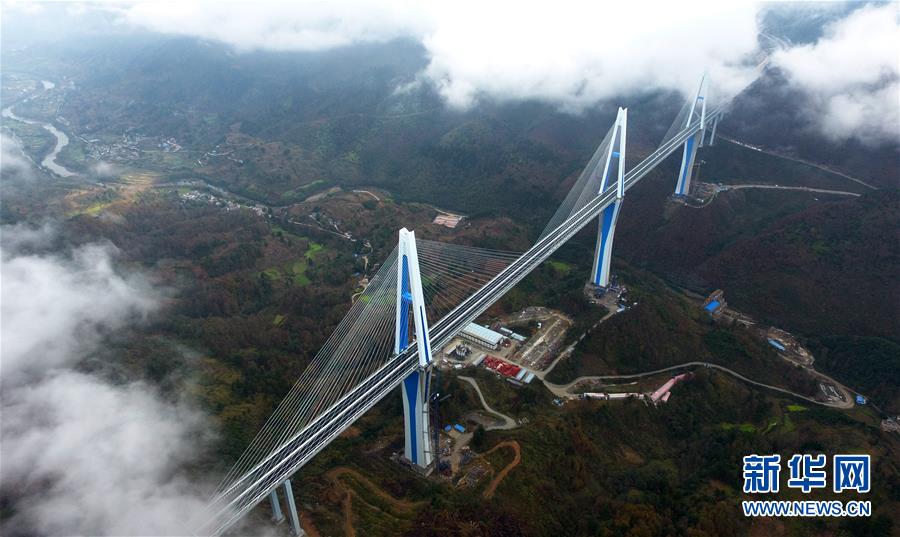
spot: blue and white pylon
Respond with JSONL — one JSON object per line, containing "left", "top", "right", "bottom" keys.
{"left": 708, "top": 112, "right": 721, "bottom": 146}
{"left": 591, "top": 107, "right": 628, "bottom": 288}
{"left": 674, "top": 73, "right": 709, "bottom": 197}
{"left": 395, "top": 228, "right": 434, "bottom": 469}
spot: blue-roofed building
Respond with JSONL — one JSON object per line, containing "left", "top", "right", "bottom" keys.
{"left": 702, "top": 290, "right": 726, "bottom": 316}
{"left": 767, "top": 338, "right": 786, "bottom": 351}
{"left": 453, "top": 424, "right": 466, "bottom": 433}
{"left": 856, "top": 395, "right": 867, "bottom": 405}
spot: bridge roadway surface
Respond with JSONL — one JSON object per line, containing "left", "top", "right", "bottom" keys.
{"left": 200, "top": 105, "right": 726, "bottom": 535}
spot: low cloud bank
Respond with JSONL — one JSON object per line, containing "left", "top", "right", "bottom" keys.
{"left": 7, "top": 2, "right": 896, "bottom": 145}
{"left": 108, "top": 1, "right": 897, "bottom": 144}
{"left": 91, "top": 160, "right": 122, "bottom": 178}
{"left": 0, "top": 224, "right": 218, "bottom": 536}
{"left": 1, "top": 228, "right": 156, "bottom": 377}
{"left": 110, "top": 1, "right": 760, "bottom": 111}
{"left": 772, "top": 4, "right": 900, "bottom": 145}
{"left": 2, "top": 371, "right": 213, "bottom": 535}
{"left": 1, "top": 133, "right": 36, "bottom": 182}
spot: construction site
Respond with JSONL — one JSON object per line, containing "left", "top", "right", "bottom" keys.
{"left": 437, "top": 307, "right": 575, "bottom": 383}
{"left": 550, "top": 368, "right": 696, "bottom": 406}
{"left": 700, "top": 289, "right": 815, "bottom": 366}
{"left": 427, "top": 307, "right": 576, "bottom": 484}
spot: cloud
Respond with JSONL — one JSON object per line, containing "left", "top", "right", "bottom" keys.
{"left": 103, "top": 1, "right": 762, "bottom": 111}
{"left": 0, "top": 224, "right": 221, "bottom": 536}
{"left": 0, "top": 231, "right": 156, "bottom": 379}
{"left": 1, "top": 133, "right": 36, "bottom": 182}
{"left": 419, "top": 2, "right": 761, "bottom": 111}
{"left": 1, "top": 1, "right": 46, "bottom": 16}
{"left": 8, "top": 1, "right": 898, "bottom": 145}
{"left": 1, "top": 371, "right": 214, "bottom": 536}
{"left": 91, "top": 160, "right": 121, "bottom": 178}
{"left": 772, "top": 4, "right": 900, "bottom": 145}
{"left": 112, "top": 0, "right": 430, "bottom": 52}
{"left": 0, "top": 220, "right": 57, "bottom": 253}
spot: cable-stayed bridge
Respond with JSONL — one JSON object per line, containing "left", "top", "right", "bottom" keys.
{"left": 197, "top": 61, "right": 768, "bottom": 536}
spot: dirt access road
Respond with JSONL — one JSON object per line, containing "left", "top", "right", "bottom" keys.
{"left": 324, "top": 466, "right": 426, "bottom": 537}
{"left": 481, "top": 441, "right": 522, "bottom": 499}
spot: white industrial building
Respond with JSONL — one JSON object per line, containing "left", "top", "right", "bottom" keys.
{"left": 460, "top": 323, "right": 505, "bottom": 350}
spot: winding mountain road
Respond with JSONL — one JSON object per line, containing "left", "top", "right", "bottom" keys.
{"left": 683, "top": 183, "right": 860, "bottom": 209}
{"left": 459, "top": 376, "right": 518, "bottom": 430}
{"left": 542, "top": 361, "right": 854, "bottom": 409}
{"left": 724, "top": 184, "right": 860, "bottom": 196}
{"left": 719, "top": 135, "right": 878, "bottom": 191}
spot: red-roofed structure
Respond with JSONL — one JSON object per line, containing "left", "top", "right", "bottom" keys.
{"left": 482, "top": 356, "right": 522, "bottom": 378}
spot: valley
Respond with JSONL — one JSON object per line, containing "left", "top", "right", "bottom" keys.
{"left": 1, "top": 24, "right": 898, "bottom": 537}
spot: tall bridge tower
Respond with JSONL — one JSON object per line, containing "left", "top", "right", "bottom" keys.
{"left": 674, "top": 74, "right": 709, "bottom": 197}
{"left": 591, "top": 107, "right": 628, "bottom": 287}
{"left": 395, "top": 228, "right": 434, "bottom": 469}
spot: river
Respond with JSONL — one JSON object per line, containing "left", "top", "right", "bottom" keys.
{"left": 1, "top": 80, "right": 77, "bottom": 177}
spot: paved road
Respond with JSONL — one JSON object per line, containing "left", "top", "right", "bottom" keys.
{"left": 726, "top": 184, "right": 860, "bottom": 196}
{"left": 536, "top": 311, "right": 615, "bottom": 381}
{"left": 458, "top": 376, "right": 518, "bottom": 430}
{"left": 543, "top": 361, "right": 854, "bottom": 409}
{"left": 719, "top": 135, "right": 877, "bottom": 191}
{"left": 352, "top": 189, "right": 381, "bottom": 201}
{"left": 684, "top": 183, "right": 860, "bottom": 209}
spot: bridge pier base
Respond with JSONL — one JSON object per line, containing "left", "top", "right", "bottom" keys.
{"left": 402, "top": 367, "right": 433, "bottom": 469}
{"left": 675, "top": 133, "right": 700, "bottom": 196}
{"left": 269, "top": 489, "right": 285, "bottom": 523}
{"left": 283, "top": 479, "right": 304, "bottom": 536}
{"left": 591, "top": 199, "right": 622, "bottom": 287}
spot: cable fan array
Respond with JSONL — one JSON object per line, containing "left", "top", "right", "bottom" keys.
{"left": 659, "top": 88, "right": 702, "bottom": 154}
{"left": 214, "top": 239, "right": 521, "bottom": 501}
{"left": 538, "top": 120, "right": 617, "bottom": 241}
{"left": 415, "top": 239, "right": 521, "bottom": 323}
{"left": 216, "top": 248, "right": 400, "bottom": 496}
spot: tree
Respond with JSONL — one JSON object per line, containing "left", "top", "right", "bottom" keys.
{"left": 471, "top": 425, "right": 487, "bottom": 451}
